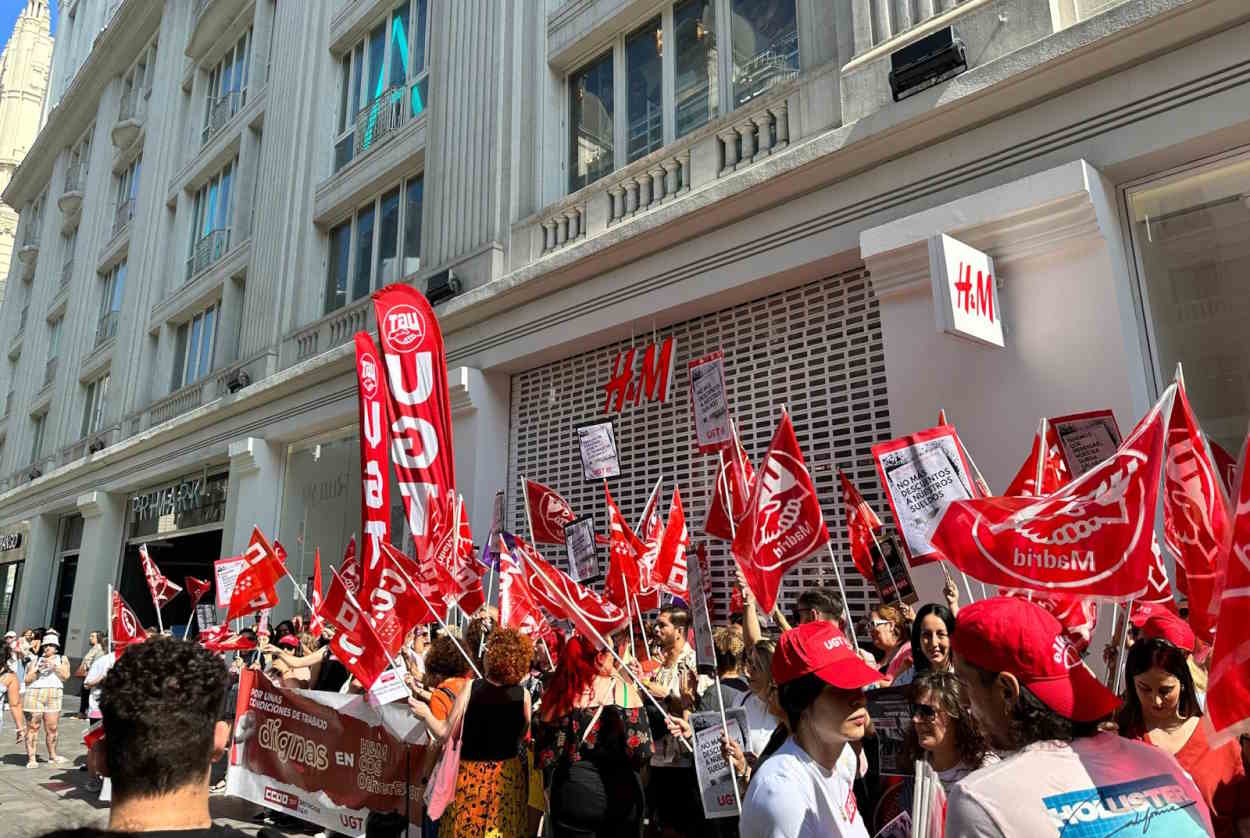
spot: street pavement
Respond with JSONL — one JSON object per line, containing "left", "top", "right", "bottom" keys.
{"left": 0, "top": 693, "right": 313, "bottom": 837}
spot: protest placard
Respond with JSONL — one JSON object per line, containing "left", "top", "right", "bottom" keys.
{"left": 688, "top": 551, "right": 716, "bottom": 675}
{"left": 195, "top": 602, "right": 217, "bottom": 633}
{"left": 873, "top": 426, "right": 977, "bottom": 564}
{"left": 367, "top": 663, "right": 410, "bottom": 707}
{"left": 577, "top": 420, "right": 621, "bottom": 480}
{"left": 689, "top": 352, "right": 732, "bottom": 453}
{"left": 867, "top": 686, "right": 914, "bottom": 777}
{"left": 564, "top": 515, "right": 601, "bottom": 583}
{"left": 214, "top": 555, "right": 247, "bottom": 608}
{"left": 1050, "top": 409, "right": 1122, "bottom": 477}
{"left": 691, "top": 708, "right": 748, "bottom": 819}
{"left": 872, "top": 534, "right": 918, "bottom": 605}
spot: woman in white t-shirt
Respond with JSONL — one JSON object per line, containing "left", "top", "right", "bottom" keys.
{"left": 740, "top": 639, "right": 782, "bottom": 757}
{"left": 23, "top": 633, "right": 70, "bottom": 767}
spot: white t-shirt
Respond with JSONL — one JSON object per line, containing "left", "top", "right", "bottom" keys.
{"left": 28, "top": 654, "right": 67, "bottom": 690}
{"left": 740, "top": 691, "right": 780, "bottom": 757}
{"left": 85, "top": 652, "right": 116, "bottom": 717}
{"left": 944, "top": 733, "right": 1214, "bottom": 836}
{"left": 740, "top": 738, "right": 870, "bottom": 838}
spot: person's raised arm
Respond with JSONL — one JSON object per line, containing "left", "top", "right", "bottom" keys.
{"left": 740, "top": 569, "right": 763, "bottom": 647}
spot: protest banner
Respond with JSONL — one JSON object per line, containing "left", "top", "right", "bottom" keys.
{"left": 1050, "top": 409, "right": 1122, "bottom": 477}
{"left": 227, "top": 670, "right": 426, "bottom": 836}
{"left": 214, "top": 555, "right": 247, "bottom": 609}
{"left": 688, "top": 551, "right": 716, "bottom": 674}
{"left": 866, "top": 686, "right": 913, "bottom": 777}
{"left": 871, "top": 535, "right": 918, "bottom": 605}
{"left": 872, "top": 425, "right": 977, "bottom": 565}
{"left": 690, "top": 708, "right": 749, "bottom": 819}
{"left": 563, "top": 514, "right": 601, "bottom": 583}
{"left": 577, "top": 419, "right": 621, "bottom": 481}
{"left": 688, "top": 351, "right": 732, "bottom": 453}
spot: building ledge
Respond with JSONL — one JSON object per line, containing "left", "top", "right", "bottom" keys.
{"left": 150, "top": 237, "right": 251, "bottom": 331}
{"left": 313, "top": 113, "right": 427, "bottom": 228}
{"left": 166, "top": 86, "right": 266, "bottom": 206}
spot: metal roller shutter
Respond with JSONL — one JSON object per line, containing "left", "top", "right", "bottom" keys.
{"left": 506, "top": 267, "right": 893, "bottom": 630}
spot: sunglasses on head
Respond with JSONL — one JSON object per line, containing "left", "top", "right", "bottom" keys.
{"left": 910, "top": 703, "right": 939, "bottom": 721}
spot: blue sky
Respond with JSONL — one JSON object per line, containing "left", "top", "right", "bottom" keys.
{"left": 0, "top": 0, "right": 57, "bottom": 53}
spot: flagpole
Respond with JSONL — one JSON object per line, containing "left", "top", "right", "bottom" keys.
{"left": 1112, "top": 599, "right": 1135, "bottom": 695}
{"left": 521, "top": 474, "right": 538, "bottom": 546}
{"left": 607, "top": 479, "right": 637, "bottom": 656}
{"left": 632, "top": 593, "right": 652, "bottom": 663}
{"left": 1035, "top": 418, "right": 1047, "bottom": 494}
{"left": 107, "top": 584, "right": 113, "bottom": 651}
{"left": 697, "top": 566, "right": 742, "bottom": 815}
{"left": 382, "top": 556, "right": 484, "bottom": 679}
{"left": 1104, "top": 602, "right": 1121, "bottom": 687}
{"left": 824, "top": 543, "right": 861, "bottom": 653}
{"left": 526, "top": 553, "right": 692, "bottom": 752}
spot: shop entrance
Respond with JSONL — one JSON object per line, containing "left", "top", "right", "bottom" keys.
{"left": 50, "top": 557, "right": 77, "bottom": 639}
{"left": 118, "top": 529, "right": 223, "bottom": 636}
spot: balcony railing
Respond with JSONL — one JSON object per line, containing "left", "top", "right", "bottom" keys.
{"left": 355, "top": 87, "right": 408, "bottom": 156}
{"left": 148, "top": 381, "right": 206, "bottom": 426}
{"left": 113, "top": 198, "right": 135, "bottom": 237}
{"left": 283, "top": 295, "right": 374, "bottom": 366}
{"left": 186, "top": 227, "right": 231, "bottom": 280}
{"left": 201, "top": 91, "right": 241, "bottom": 146}
{"left": 43, "top": 357, "right": 58, "bottom": 388}
{"left": 60, "top": 260, "right": 74, "bottom": 290}
{"left": 96, "top": 311, "right": 119, "bottom": 346}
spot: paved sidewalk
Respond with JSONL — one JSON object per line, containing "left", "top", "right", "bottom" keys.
{"left": 0, "top": 695, "right": 308, "bottom": 837}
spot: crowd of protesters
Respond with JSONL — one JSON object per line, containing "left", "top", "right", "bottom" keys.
{"left": 18, "top": 571, "right": 1250, "bottom": 838}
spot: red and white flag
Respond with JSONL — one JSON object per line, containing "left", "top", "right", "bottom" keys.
{"left": 1004, "top": 419, "right": 1070, "bottom": 497}
{"left": 273, "top": 540, "right": 288, "bottom": 565}
{"left": 604, "top": 486, "right": 646, "bottom": 609}
{"left": 309, "top": 549, "right": 326, "bottom": 635}
{"left": 1205, "top": 429, "right": 1250, "bottom": 746}
{"left": 226, "top": 527, "right": 285, "bottom": 622}
{"left": 339, "top": 536, "right": 362, "bottom": 597}
{"left": 111, "top": 590, "right": 146, "bottom": 650}
{"left": 1142, "top": 534, "right": 1179, "bottom": 613}
{"left": 496, "top": 535, "right": 554, "bottom": 641}
{"left": 372, "top": 285, "right": 456, "bottom": 562}
{"left": 731, "top": 412, "right": 830, "bottom": 614}
{"left": 704, "top": 437, "right": 755, "bottom": 542}
{"left": 997, "top": 589, "right": 1099, "bottom": 654}
{"left": 139, "top": 545, "right": 182, "bottom": 610}
{"left": 318, "top": 570, "right": 392, "bottom": 689}
{"left": 651, "top": 489, "right": 692, "bottom": 602}
{"left": 1210, "top": 439, "right": 1238, "bottom": 498}
{"left": 363, "top": 541, "right": 439, "bottom": 655}
{"left": 524, "top": 478, "right": 577, "bottom": 545}
{"left": 513, "top": 536, "right": 627, "bottom": 639}
{"left": 930, "top": 386, "right": 1176, "bottom": 599}
{"left": 839, "top": 470, "right": 883, "bottom": 582}
{"left": 185, "top": 576, "right": 212, "bottom": 610}
{"left": 355, "top": 332, "right": 392, "bottom": 593}
{"left": 427, "top": 492, "right": 485, "bottom": 615}
{"left": 1163, "top": 380, "right": 1231, "bottom": 644}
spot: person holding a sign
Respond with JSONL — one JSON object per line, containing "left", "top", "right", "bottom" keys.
{"left": 740, "top": 621, "right": 879, "bottom": 838}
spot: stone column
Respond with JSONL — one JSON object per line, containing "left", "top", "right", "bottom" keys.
{"left": 68, "top": 491, "right": 126, "bottom": 658}
{"left": 222, "top": 436, "right": 289, "bottom": 619}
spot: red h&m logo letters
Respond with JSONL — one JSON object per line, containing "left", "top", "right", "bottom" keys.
{"left": 604, "top": 337, "right": 676, "bottom": 414}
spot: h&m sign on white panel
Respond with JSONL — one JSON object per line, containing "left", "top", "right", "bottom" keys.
{"left": 928, "top": 234, "right": 1004, "bottom": 348}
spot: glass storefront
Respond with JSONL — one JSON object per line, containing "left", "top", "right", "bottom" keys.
{"left": 0, "top": 522, "right": 29, "bottom": 634}
{"left": 50, "top": 515, "right": 83, "bottom": 639}
{"left": 1127, "top": 151, "right": 1250, "bottom": 452}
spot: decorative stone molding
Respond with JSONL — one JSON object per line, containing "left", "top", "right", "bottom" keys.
{"left": 228, "top": 437, "right": 262, "bottom": 476}
{"left": 77, "top": 490, "right": 107, "bottom": 519}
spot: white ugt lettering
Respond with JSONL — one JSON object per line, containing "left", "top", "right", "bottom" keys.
{"left": 391, "top": 417, "right": 439, "bottom": 469}
{"left": 385, "top": 354, "right": 434, "bottom": 406}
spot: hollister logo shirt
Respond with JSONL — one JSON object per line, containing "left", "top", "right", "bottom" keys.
{"left": 944, "top": 733, "right": 1213, "bottom": 836}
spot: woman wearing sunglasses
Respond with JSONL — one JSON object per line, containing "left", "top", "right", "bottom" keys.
{"left": 905, "top": 671, "right": 997, "bottom": 786}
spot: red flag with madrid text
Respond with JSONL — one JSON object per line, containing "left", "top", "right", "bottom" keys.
{"left": 318, "top": 570, "right": 391, "bottom": 689}
{"left": 372, "top": 284, "right": 456, "bottom": 567}
{"left": 524, "top": 479, "right": 577, "bottom": 545}
{"left": 931, "top": 387, "right": 1175, "bottom": 599}
{"left": 731, "top": 412, "right": 830, "bottom": 614}
{"left": 839, "top": 469, "right": 883, "bottom": 582}
{"left": 1205, "top": 430, "right": 1250, "bottom": 745}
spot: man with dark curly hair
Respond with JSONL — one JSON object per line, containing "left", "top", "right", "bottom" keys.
{"left": 39, "top": 636, "right": 249, "bottom": 837}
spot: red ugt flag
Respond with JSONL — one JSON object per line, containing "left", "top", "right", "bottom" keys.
{"left": 111, "top": 590, "right": 146, "bottom": 650}
{"left": 731, "top": 412, "right": 830, "bottom": 614}
{"left": 524, "top": 478, "right": 577, "bottom": 545}
{"left": 1164, "top": 380, "right": 1231, "bottom": 644}
{"left": 496, "top": 535, "right": 555, "bottom": 642}
{"left": 362, "top": 542, "right": 440, "bottom": 655}
{"left": 427, "top": 492, "right": 484, "bottom": 615}
{"left": 355, "top": 332, "right": 392, "bottom": 593}
{"left": 226, "top": 527, "right": 284, "bottom": 622}
{"left": 930, "top": 386, "right": 1175, "bottom": 599}
{"left": 1205, "top": 429, "right": 1250, "bottom": 746}
{"left": 513, "top": 536, "right": 627, "bottom": 639}
{"left": 839, "top": 469, "right": 883, "bottom": 582}
{"left": 604, "top": 486, "right": 645, "bottom": 609}
{"left": 704, "top": 438, "right": 755, "bottom": 542}
{"left": 1004, "top": 419, "right": 1070, "bottom": 497}
{"left": 318, "top": 570, "right": 392, "bottom": 689}
{"left": 185, "top": 576, "right": 212, "bottom": 610}
{"left": 339, "top": 536, "right": 362, "bottom": 597}
{"left": 140, "top": 545, "right": 182, "bottom": 610}
{"left": 651, "top": 489, "right": 692, "bottom": 602}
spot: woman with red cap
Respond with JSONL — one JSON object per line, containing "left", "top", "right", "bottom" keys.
{"left": 739, "top": 621, "right": 879, "bottom": 838}
{"left": 946, "top": 597, "right": 1214, "bottom": 836}
{"left": 1117, "top": 611, "right": 1250, "bottom": 837}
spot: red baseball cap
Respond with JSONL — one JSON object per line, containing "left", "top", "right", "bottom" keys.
{"left": 772, "top": 622, "right": 881, "bottom": 690}
{"left": 1137, "top": 611, "right": 1195, "bottom": 653}
{"left": 952, "top": 597, "right": 1120, "bottom": 723}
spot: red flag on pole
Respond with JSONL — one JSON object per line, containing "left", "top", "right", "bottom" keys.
{"left": 524, "top": 479, "right": 577, "bottom": 545}
{"left": 731, "top": 411, "right": 830, "bottom": 614}
{"left": 139, "top": 545, "right": 182, "bottom": 609}
{"left": 1004, "top": 419, "right": 1070, "bottom": 497}
{"left": 997, "top": 589, "right": 1099, "bottom": 654}
{"left": 651, "top": 489, "right": 692, "bottom": 602}
{"left": 427, "top": 492, "right": 484, "bottom": 615}
{"left": 185, "top": 576, "right": 212, "bottom": 610}
{"left": 318, "top": 570, "right": 392, "bottom": 689}
{"left": 111, "top": 590, "right": 146, "bottom": 650}
{"left": 1142, "top": 534, "right": 1179, "bottom": 613}
{"left": 362, "top": 541, "right": 439, "bottom": 655}
{"left": 309, "top": 549, "right": 326, "bottom": 635}
{"left": 513, "top": 536, "right": 627, "bottom": 638}
{"left": 372, "top": 285, "right": 456, "bottom": 561}
{"left": 339, "top": 536, "right": 362, "bottom": 597}
{"left": 1205, "top": 427, "right": 1250, "bottom": 745}
{"left": 273, "top": 540, "right": 288, "bottom": 564}
{"left": 704, "top": 438, "right": 755, "bottom": 541}
{"left": 1209, "top": 439, "right": 1238, "bottom": 498}
{"left": 604, "top": 486, "right": 645, "bottom": 609}
{"left": 1163, "top": 380, "right": 1231, "bottom": 645}
{"left": 930, "top": 386, "right": 1176, "bottom": 599}
{"left": 226, "top": 528, "right": 284, "bottom": 622}
{"left": 839, "top": 470, "right": 883, "bottom": 582}
{"left": 355, "top": 332, "right": 392, "bottom": 593}
{"left": 496, "top": 536, "right": 555, "bottom": 641}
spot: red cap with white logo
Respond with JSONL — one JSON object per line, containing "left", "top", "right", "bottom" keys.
{"left": 771, "top": 621, "right": 881, "bottom": 690}
{"left": 953, "top": 596, "right": 1121, "bottom": 723}
{"left": 1137, "top": 610, "right": 1196, "bottom": 653}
